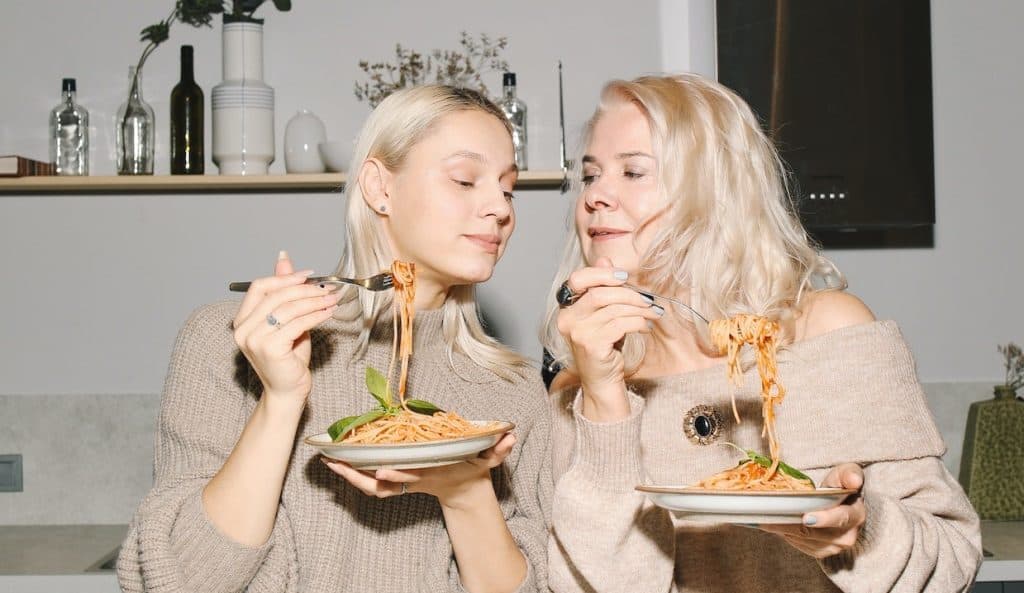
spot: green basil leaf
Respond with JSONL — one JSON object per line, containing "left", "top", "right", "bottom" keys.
{"left": 365, "top": 367, "right": 393, "bottom": 410}
{"left": 777, "top": 461, "right": 813, "bottom": 483}
{"left": 405, "top": 399, "right": 445, "bottom": 416}
{"left": 747, "top": 450, "right": 773, "bottom": 469}
{"left": 327, "top": 415, "right": 359, "bottom": 441}
{"left": 331, "top": 409, "right": 387, "bottom": 442}
{"left": 742, "top": 449, "right": 814, "bottom": 483}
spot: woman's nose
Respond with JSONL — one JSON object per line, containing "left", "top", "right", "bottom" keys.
{"left": 583, "top": 183, "right": 618, "bottom": 212}
{"left": 482, "top": 186, "right": 513, "bottom": 223}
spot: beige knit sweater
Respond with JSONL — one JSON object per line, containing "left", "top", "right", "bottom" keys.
{"left": 117, "top": 301, "right": 552, "bottom": 593}
{"left": 548, "top": 321, "right": 982, "bottom": 593}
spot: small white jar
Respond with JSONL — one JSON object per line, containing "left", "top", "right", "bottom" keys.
{"left": 284, "top": 109, "right": 327, "bottom": 174}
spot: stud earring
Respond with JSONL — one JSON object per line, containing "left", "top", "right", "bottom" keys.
{"left": 378, "top": 204, "right": 387, "bottom": 212}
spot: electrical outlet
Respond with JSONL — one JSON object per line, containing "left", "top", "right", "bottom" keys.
{"left": 0, "top": 454, "right": 23, "bottom": 492}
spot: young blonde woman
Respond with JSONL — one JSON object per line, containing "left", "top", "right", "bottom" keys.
{"left": 118, "top": 85, "right": 551, "bottom": 593}
{"left": 542, "top": 74, "right": 982, "bottom": 592}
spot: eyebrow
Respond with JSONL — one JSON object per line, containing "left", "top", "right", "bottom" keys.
{"left": 445, "top": 150, "right": 518, "bottom": 176}
{"left": 581, "top": 151, "right": 656, "bottom": 164}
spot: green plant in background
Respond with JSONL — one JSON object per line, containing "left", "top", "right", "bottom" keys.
{"left": 997, "top": 342, "right": 1024, "bottom": 396}
{"left": 224, "top": 0, "right": 292, "bottom": 23}
{"left": 121, "top": 0, "right": 292, "bottom": 159}
{"left": 354, "top": 32, "right": 510, "bottom": 108}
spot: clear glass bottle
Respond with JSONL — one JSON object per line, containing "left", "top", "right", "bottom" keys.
{"left": 499, "top": 72, "right": 528, "bottom": 170}
{"left": 116, "top": 65, "right": 156, "bottom": 175}
{"left": 49, "top": 78, "right": 89, "bottom": 176}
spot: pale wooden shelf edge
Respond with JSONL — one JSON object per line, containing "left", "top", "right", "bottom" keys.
{"left": 0, "top": 170, "right": 567, "bottom": 194}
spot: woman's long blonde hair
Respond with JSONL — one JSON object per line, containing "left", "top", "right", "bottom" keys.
{"left": 541, "top": 73, "right": 845, "bottom": 374}
{"left": 334, "top": 84, "right": 530, "bottom": 380}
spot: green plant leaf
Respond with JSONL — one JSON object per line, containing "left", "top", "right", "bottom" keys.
{"left": 365, "top": 367, "right": 393, "bottom": 410}
{"left": 330, "top": 409, "right": 386, "bottom": 442}
{"left": 777, "top": 461, "right": 812, "bottom": 482}
{"left": 743, "top": 450, "right": 813, "bottom": 483}
{"left": 327, "top": 415, "right": 359, "bottom": 441}
{"left": 405, "top": 399, "right": 445, "bottom": 416}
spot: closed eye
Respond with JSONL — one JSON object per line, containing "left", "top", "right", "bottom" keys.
{"left": 453, "top": 179, "right": 474, "bottom": 188}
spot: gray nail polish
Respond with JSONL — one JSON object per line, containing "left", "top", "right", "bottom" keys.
{"left": 652, "top": 304, "right": 666, "bottom": 316}
{"left": 647, "top": 320, "right": 654, "bottom": 329}
{"left": 804, "top": 515, "right": 818, "bottom": 526}
{"left": 639, "top": 293, "right": 655, "bottom": 305}
{"left": 613, "top": 270, "right": 629, "bottom": 280}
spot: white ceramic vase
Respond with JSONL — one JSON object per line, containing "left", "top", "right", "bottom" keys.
{"left": 212, "top": 21, "right": 275, "bottom": 175}
{"left": 284, "top": 110, "right": 326, "bottom": 173}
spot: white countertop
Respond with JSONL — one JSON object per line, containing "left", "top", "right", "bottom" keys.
{"left": 977, "top": 521, "right": 1024, "bottom": 582}
{"left": 0, "top": 522, "right": 1021, "bottom": 583}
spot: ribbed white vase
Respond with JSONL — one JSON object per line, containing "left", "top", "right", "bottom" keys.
{"left": 211, "top": 21, "right": 275, "bottom": 176}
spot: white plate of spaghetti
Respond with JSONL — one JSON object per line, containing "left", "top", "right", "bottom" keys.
{"left": 306, "top": 420, "right": 514, "bottom": 470}
{"left": 635, "top": 485, "right": 857, "bottom": 524}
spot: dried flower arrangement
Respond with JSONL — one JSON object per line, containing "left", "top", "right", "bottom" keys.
{"left": 354, "top": 32, "right": 510, "bottom": 108}
{"left": 997, "top": 342, "right": 1024, "bottom": 396}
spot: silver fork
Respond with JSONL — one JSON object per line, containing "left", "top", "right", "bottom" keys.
{"left": 229, "top": 272, "right": 394, "bottom": 293}
{"left": 624, "top": 284, "right": 710, "bottom": 325}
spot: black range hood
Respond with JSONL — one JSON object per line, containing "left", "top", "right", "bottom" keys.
{"left": 716, "top": 0, "right": 935, "bottom": 248}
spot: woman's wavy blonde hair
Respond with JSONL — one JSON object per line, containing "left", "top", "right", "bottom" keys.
{"left": 541, "top": 73, "right": 845, "bottom": 374}
{"left": 333, "top": 84, "right": 530, "bottom": 380}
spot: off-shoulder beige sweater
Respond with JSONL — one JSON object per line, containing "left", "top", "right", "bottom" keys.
{"left": 117, "top": 301, "right": 552, "bottom": 593}
{"left": 548, "top": 321, "right": 982, "bottom": 593}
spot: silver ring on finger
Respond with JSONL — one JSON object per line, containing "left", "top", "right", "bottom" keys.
{"left": 400, "top": 482, "right": 408, "bottom": 495}
{"left": 556, "top": 280, "right": 581, "bottom": 308}
{"left": 266, "top": 312, "right": 282, "bottom": 329}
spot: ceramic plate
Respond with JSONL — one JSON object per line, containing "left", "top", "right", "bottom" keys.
{"left": 635, "top": 485, "right": 858, "bottom": 524}
{"left": 305, "top": 421, "right": 514, "bottom": 470}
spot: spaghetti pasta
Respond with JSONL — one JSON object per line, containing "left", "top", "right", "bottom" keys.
{"left": 701, "top": 314, "right": 812, "bottom": 490}
{"left": 335, "top": 260, "right": 501, "bottom": 444}
{"left": 695, "top": 457, "right": 814, "bottom": 491}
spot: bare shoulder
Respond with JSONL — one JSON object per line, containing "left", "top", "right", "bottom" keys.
{"left": 548, "top": 370, "right": 580, "bottom": 395}
{"left": 796, "top": 290, "right": 876, "bottom": 341}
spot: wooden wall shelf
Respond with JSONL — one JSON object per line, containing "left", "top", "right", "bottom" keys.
{"left": 0, "top": 170, "right": 567, "bottom": 194}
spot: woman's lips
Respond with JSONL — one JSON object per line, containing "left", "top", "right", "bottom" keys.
{"left": 465, "top": 234, "right": 501, "bottom": 254}
{"left": 588, "top": 227, "right": 630, "bottom": 242}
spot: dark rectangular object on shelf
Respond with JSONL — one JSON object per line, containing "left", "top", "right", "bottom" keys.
{"left": 716, "top": 0, "right": 935, "bottom": 244}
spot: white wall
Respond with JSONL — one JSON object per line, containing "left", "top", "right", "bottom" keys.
{"left": 1, "top": 0, "right": 1021, "bottom": 397}
{"left": 0, "top": 0, "right": 660, "bottom": 395}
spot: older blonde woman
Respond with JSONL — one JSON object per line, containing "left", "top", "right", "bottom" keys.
{"left": 542, "top": 74, "right": 981, "bottom": 593}
{"left": 118, "top": 85, "right": 551, "bottom": 593}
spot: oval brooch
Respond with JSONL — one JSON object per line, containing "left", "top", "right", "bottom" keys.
{"left": 682, "top": 404, "right": 722, "bottom": 445}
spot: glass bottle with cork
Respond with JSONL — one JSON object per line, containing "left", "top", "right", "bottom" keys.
{"left": 49, "top": 78, "right": 89, "bottom": 176}
{"left": 499, "top": 72, "right": 527, "bottom": 171}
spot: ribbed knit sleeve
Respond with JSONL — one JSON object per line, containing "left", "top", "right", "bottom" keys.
{"left": 548, "top": 388, "right": 678, "bottom": 593}
{"left": 818, "top": 457, "right": 982, "bottom": 593}
{"left": 117, "top": 302, "right": 298, "bottom": 593}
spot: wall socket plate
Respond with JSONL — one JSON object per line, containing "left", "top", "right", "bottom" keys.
{"left": 0, "top": 454, "right": 23, "bottom": 492}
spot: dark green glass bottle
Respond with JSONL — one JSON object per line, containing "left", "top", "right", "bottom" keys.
{"left": 170, "top": 45, "right": 204, "bottom": 174}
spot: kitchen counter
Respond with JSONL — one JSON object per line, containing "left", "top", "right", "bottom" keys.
{"left": 0, "top": 524, "right": 126, "bottom": 593}
{"left": 0, "top": 524, "right": 126, "bottom": 575}
{"left": 978, "top": 521, "right": 1024, "bottom": 582}
{"left": 0, "top": 522, "right": 1020, "bottom": 584}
